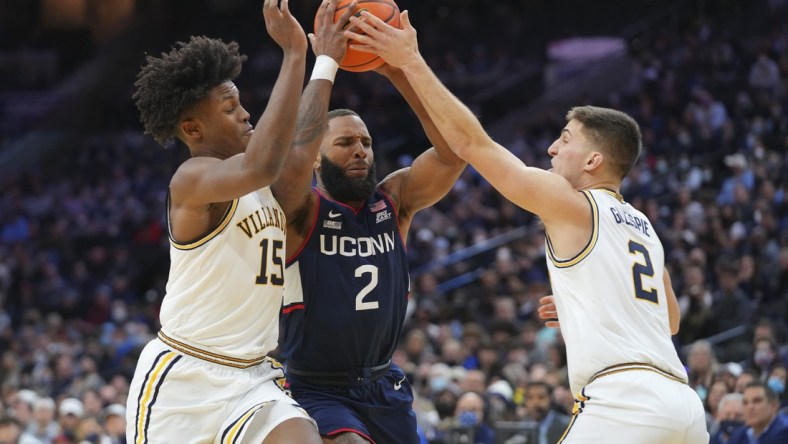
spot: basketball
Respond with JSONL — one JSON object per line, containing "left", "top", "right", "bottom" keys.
{"left": 314, "top": 0, "right": 401, "bottom": 72}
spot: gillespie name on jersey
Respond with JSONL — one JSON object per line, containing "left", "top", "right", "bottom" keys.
{"left": 609, "top": 207, "right": 651, "bottom": 237}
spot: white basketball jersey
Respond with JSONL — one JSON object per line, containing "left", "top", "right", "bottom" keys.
{"left": 159, "top": 187, "right": 286, "bottom": 361}
{"left": 546, "top": 189, "right": 687, "bottom": 395}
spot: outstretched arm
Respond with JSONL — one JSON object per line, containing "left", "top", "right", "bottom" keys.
{"left": 375, "top": 64, "right": 465, "bottom": 218}
{"left": 172, "top": 0, "right": 307, "bottom": 207}
{"left": 346, "top": 11, "right": 584, "bottom": 225}
{"left": 272, "top": 0, "right": 356, "bottom": 244}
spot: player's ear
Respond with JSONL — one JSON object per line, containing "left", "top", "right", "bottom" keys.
{"left": 586, "top": 151, "right": 603, "bottom": 171}
{"left": 313, "top": 152, "right": 322, "bottom": 170}
{"left": 180, "top": 119, "right": 202, "bottom": 142}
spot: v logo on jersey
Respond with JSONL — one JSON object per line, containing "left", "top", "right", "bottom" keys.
{"left": 328, "top": 210, "right": 341, "bottom": 218}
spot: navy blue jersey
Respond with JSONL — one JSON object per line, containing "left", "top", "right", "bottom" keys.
{"left": 281, "top": 189, "right": 409, "bottom": 372}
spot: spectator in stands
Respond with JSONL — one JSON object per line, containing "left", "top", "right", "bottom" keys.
{"left": 2, "top": 2, "right": 788, "bottom": 442}
{"left": 766, "top": 364, "right": 787, "bottom": 409}
{"left": 447, "top": 391, "right": 496, "bottom": 444}
{"left": 485, "top": 379, "right": 515, "bottom": 424}
{"left": 687, "top": 339, "right": 720, "bottom": 402}
{"left": 710, "top": 258, "right": 755, "bottom": 361}
{"left": 706, "top": 378, "right": 733, "bottom": 431}
{"left": 0, "top": 418, "right": 23, "bottom": 444}
{"left": 748, "top": 53, "right": 781, "bottom": 96}
{"left": 735, "top": 370, "right": 760, "bottom": 394}
{"left": 102, "top": 404, "right": 127, "bottom": 444}
{"left": 56, "top": 397, "right": 84, "bottom": 440}
{"left": 727, "top": 382, "right": 788, "bottom": 444}
{"left": 710, "top": 392, "right": 745, "bottom": 444}
{"left": 521, "top": 381, "right": 571, "bottom": 444}
{"left": 677, "top": 265, "right": 715, "bottom": 344}
{"left": 746, "top": 338, "right": 787, "bottom": 382}
{"left": 25, "top": 396, "right": 59, "bottom": 443}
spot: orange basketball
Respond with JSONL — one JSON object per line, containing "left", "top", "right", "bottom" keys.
{"left": 314, "top": 0, "right": 401, "bottom": 72}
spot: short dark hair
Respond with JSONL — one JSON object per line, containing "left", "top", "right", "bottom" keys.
{"left": 566, "top": 105, "right": 642, "bottom": 179}
{"left": 133, "top": 36, "right": 247, "bottom": 146}
{"left": 327, "top": 108, "right": 360, "bottom": 121}
{"left": 744, "top": 381, "right": 779, "bottom": 402}
{"left": 525, "top": 380, "right": 554, "bottom": 396}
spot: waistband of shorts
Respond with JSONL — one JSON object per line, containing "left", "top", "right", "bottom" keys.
{"left": 286, "top": 360, "right": 391, "bottom": 387}
{"left": 157, "top": 330, "right": 267, "bottom": 369}
{"left": 589, "top": 362, "right": 687, "bottom": 385}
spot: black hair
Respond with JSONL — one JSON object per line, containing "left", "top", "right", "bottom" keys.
{"left": 133, "top": 36, "right": 247, "bottom": 146}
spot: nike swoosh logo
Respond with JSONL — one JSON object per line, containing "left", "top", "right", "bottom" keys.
{"left": 394, "top": 375, "right": 407, "bottom": 390}
{"left": 328, "top": 210, "right": 341, "bottom": 218}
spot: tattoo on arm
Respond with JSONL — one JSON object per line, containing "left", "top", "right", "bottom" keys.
{"left": 293, "top": 84, "right": 329, "bottom": 147}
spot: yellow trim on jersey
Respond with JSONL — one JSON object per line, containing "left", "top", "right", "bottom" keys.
{"left": 589, "top": 362, "right": 687, "bottom": 385}
{"left": 223, "top": 402, "right": 269, "bottom": 444}
{"left": 546, "top": 190, "right": 599, "bottom": 268}
{"left": 169, "top": 198, "right": 239, "bottom": 250}
{"left": 158, "top": 331, "right": 266, "bottom": 368}
{"left": 597, "top": 187, "right": 625, "bottom": 202}
{"left": 557, "top": 413, "right": 578, "bottom": 443}
{"left": 135, "top": 351, "right": 179, "bottom": 444}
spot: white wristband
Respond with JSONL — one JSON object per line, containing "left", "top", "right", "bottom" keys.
{"left": 309, "top": 55, "right": 339, "bottom": 83}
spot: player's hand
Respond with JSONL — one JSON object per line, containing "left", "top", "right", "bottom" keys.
{"left": 538, "top": 295, "right": 560, "bottom": 329}
{"left": 344, "top": 10, "right": 418, "bottom": 69}
{"left": 263, "top": 0, "right": 307, "bottom": 55}
{"left": 310, "top": 0, "right": 355, "bottom": 63}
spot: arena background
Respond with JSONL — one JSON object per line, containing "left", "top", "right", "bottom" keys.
{"left": 1, "top": 0, "right": 786, "bottom": 442}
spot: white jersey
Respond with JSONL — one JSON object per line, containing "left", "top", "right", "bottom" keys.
{"left": 159, "top": 187, "right": 286, "bottom": 362}
{"left": 546, "top": 189, "right": 687, "bottom": 396}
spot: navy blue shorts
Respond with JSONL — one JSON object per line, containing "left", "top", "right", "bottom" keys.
{"left": 287, "top": 364, "right": 419, "bottom": 444}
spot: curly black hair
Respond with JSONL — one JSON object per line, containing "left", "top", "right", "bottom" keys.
{"left": 133, "top": 36, "right": 248, "bottom": 147}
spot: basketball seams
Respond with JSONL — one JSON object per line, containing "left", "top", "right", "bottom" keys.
{"left": 335, "top": 0, "right": 399, "bottom": 13}
{"left": 316, "top": 0, "right": 401, "bottom": 72}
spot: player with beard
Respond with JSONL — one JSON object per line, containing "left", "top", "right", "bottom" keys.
{"left": 272, "top": 37, "right": 466, "bottom": 444}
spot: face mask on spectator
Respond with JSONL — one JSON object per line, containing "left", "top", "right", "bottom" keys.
{"left": 430, "top": 377, "right": 448, "bottom": 392}
{"left": 457, "top": 411, "right": 479, "bottom": 428}
{"left": 718, "top": 420, "right": 744, "bottom": 436}
{"left": 435, "top": 400, "right": 455, "bottom": 418}
{"left": 767, "top": 377, "right": 785, "bottom": 394}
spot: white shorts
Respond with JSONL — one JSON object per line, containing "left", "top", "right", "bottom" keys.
{"left": 126, "top": 338, "right": 315, "bottom": 444}
{"left": 560, "top": 366, "right": 709, "bottom": 444}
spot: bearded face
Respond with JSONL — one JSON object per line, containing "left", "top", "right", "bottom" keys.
{"left": 318, "top": 155, "right": 378, "bottom": 202}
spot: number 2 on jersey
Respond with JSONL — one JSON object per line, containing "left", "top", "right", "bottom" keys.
{"left": 355, "top": 264, "right": 379, "bottom": 311}
{"left": 628, "top": 240, "right": 658, "bottom": 303}
{"left": 256, "top": 239, "right": 284, "bottom": 286}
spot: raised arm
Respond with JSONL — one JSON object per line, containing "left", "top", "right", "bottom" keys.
{"left": 272, "top": 0, "right": 355, "bottom": 237}
{"left": 346, "top": 11, "right": 586, "bottom": 225}
{"left": 172, "top": 0, "right": 307, "bottom": 206}
{"left": 374, "top": 64, "right": 466, "bottom": 220}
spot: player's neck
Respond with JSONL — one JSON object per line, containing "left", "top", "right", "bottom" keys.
{"left": 577, "top": 176, "right": 620, "bottom": 194}
{"left": 316, "top": 185, "right": 366, "bottom": 211}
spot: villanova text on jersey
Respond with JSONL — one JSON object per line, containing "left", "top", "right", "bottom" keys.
{"left": 236, "top": 205, "right": 286, "bottom": 238}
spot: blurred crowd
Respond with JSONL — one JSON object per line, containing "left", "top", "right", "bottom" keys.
{"left": 1, "top": 0, "right": 787, "bottom": 443}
